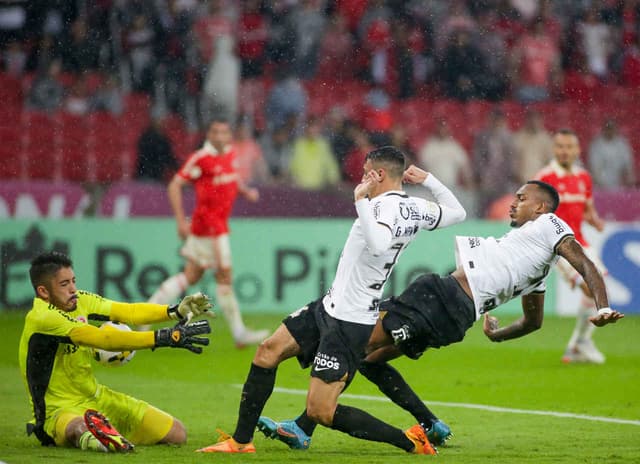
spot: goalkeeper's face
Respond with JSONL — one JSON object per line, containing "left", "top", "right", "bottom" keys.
{"left": 40, "top": 267, "right": 79, "bottom": 312}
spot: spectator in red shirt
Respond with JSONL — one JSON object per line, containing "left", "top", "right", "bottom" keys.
{"left": 510, "top": 16, "right": 562, "bottom": 103}
{"left": 193, "top": 0, "right": 234, "bottom": 63}
{"left": 237, "top": 0, "right": 268, "bottom": 78}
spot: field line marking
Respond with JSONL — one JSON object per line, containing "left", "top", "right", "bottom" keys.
{"left": 234, "top": 385, "right": 640, "bottom": 426}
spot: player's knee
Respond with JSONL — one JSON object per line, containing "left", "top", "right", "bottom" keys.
{"left": 163, "top": 418, "right": 187, "bottom": 445}
{"left": 306, "top": 401, "right": 334, "bottom": 427}
{"left": 252, "top": 338, "right": 280, "bottom": 368}
{"left": 214, "top": 268, "right": 232, "bottom": 286}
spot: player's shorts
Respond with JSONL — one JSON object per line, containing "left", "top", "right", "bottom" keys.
{"left": 380, "top": 274, "right": 476, "bottom": 360}
{"left": 181, "top": 234, "right": 231, "bottom": 269}
{"left": 45, "top": 384, "right": 174, "bottom": 446}
{"left": 283, "top": 299, "right": 374, "bottom": 384}
{"left": 556, "top": 245, "right": 607, "bottom": 285}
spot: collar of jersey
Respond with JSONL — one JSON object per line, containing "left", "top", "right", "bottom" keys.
{"left": 550, "top": 159, "right": 579, "bottom": 177}
{"left": 380, "top": 190, "right": 408, "bottom": 198}
{"left": 202, "top": 141, "right": 231, "bottom": 156}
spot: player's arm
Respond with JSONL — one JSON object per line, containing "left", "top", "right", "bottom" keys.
{"left": 69, "top": 319, "right": 211, "bottom": 354}
{"left": 556, "top": 236, "right": 624, "bottom": 326}
{"left": 583, "top": 198, "right": 605, "bottom": 232}
{"left": 354, "top": 171, "right": 393, "bottom": 255}
{"left": 483, "top": 293, "right": 544, "bottom": 342}
{"left": 238, "top": 181, "right": 259, "bottom": 202}
{"left": 168, "top": 174, "right": 190, "bottom": 240}
{"left": 109, "top": 293, "right": 212, "bottom": 325}
{"left": 403, "top": 165, "right": 466, "bottom": 227}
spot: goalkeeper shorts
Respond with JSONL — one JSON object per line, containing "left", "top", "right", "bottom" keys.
{"left": 47, "top": 384, "right": 174, "bottom": 446}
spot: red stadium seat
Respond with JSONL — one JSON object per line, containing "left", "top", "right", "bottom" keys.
{"left": 22, "top": 111, "right": 60, "bottom": 180}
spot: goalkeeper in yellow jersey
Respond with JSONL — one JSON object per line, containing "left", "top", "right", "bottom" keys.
{"left": 19, "top": 251, "right": 212, "bottom": 453}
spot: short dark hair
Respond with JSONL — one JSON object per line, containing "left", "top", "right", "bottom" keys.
{"left": 554, "top": 128, "right": 577, "bottom": 138}
{"left": 209, "top": 117, "right": 231, "bottom": 127}
{"left": 527, "top": 180, "right": 560, "bottom": 213}
{"left": 365, "top": 146, "right": 406, "bottom": 179}
{"left": 29, "top": 251, "right": 73, "bottom": 292}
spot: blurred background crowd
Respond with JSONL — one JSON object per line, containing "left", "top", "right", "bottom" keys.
{"left": 0, "top": 0, "right": 639, "bottom": 218}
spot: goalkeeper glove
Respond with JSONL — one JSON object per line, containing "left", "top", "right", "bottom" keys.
{"left": 154, "top": 319, "right": 211, "bottom": 354}
{"left": 167, "top": 292, "right": 213, "bottom": 322}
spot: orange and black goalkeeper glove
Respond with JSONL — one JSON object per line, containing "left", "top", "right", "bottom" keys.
{"left": 154, "top": 320, "right": 211, "bottom": 354}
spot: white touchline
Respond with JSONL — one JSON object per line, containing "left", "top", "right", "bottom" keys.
{"left": 233, "top": 385, "right": 640, "bottom": 426}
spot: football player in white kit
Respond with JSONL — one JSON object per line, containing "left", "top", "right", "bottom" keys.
{"left": 257, "top": 180, "right": 624, "bottom": 452}
{"left": 197, "top": 146, "right": 467, "bottom": 455}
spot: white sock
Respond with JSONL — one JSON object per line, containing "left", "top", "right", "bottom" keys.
{"left": 148, "top": 272, "right": 189, "bottom": 304}
{"left": 567, "top": 297, "right": 596, "bottom": 347}
{"left": 216, "top": 284, "right": 246, "bottom": 338}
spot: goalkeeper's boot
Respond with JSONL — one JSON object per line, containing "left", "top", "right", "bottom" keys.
{"left": 257, "top": 416, "right": 311, "bottom": 450}
{"left": 426, "top": 420, "right": 452, "bottom": 446}
{"left": 404, "top": 424, "right": 437, "bottom": 455}
{"left": 84, "top": 409, "right": 134, "bottom": 453}
{"left": 196, "top": 429, "right": 256, "bottom": 453}
{"left": 234, "top": 328, "right": 270, "bottom": 349}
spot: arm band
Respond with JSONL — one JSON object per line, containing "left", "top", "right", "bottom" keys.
{"left": 421, "top": 174, "right": 466, "bottom": 227}
{"left": 355, "top": 198, "right": 392, "bottom": 255}
{"left": 70, "top": 324, "right": 155, "bottom": 351}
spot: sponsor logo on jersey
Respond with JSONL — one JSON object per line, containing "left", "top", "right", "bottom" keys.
{"left": 211, "top": 172, "right": 238, "bottom": 185}
{"left": 314, "top": 352, "right": 340, "bottom": 371}
{"left": 390, "top": 324, "right": 411, "bottom": 342}
{"left": 399, "top": 202, "right": 423, "bottom": 221}
{"left": 548, "top": 215, "right": 566, "bottom": 235}
{"left": 468, "top": 237, "right": 481, "bottom": 248}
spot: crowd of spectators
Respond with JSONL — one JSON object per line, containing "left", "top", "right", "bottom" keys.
{"left": 1, "top": 0, "right": 638, "bottom": 217}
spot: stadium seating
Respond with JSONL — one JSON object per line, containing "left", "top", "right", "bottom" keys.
{"left": 1, "top": 72, "right": 639, "bottom": 184}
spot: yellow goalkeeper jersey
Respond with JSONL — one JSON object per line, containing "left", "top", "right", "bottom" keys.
{"left": 18, "top": 291, "right": 114, "bottom": 438}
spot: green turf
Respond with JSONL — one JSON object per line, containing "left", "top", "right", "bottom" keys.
{"left": 1, "top": 310, "right": 638, "bottom": 464}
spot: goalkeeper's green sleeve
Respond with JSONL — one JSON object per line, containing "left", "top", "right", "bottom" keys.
{"left": 70, "top": 324, "right": 155, "bottom": 351}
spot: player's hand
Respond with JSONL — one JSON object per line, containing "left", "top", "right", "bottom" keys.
{"left": 154, "top": 320, "right": 211, "bottom": 354}
{"left": 177, "top": 220, "right": 190, "bottom": 240}
{"left": 354, "top": 170, "right": 380, "bottom": 201}
{"left": 168, "top": 292, "right": 213, "bottom": 322}
{"left": 589, "top": 308, "right": 624, "bottom": 327}
{"left": 243, "top": 187, "right": 260, "bottom": 202}
{"left": 403, "top": 165, "right": 429, "bottom": 184}
{"left": 482, "top": 314, "right": 500, "bottom": 341}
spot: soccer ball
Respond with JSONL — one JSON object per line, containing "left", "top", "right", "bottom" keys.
{"left": 92, "top": 321, "right": 136, "bottom": 367}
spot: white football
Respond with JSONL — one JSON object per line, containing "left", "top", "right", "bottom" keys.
{"left": 92, "top": 321, "right": 136, "bottom": 367}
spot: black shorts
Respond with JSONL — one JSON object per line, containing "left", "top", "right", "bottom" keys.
{"left": 283, "top": 299, "right": 374, "bottom": 383}
{"left": 380, "top": 274, "right": 476, "bottom": 360}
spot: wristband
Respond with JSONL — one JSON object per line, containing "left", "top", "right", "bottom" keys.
{"left": 597, "top": 307, "right": 612, "bottom": 316}
{"left": 167, "top": 304, "right": 183, "bottom": 320}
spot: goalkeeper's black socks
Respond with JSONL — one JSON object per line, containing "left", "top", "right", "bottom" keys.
{"left": 359, "top": 360, "right": 438, "bottom": 426}
{"left": 295, "top": 409, "right": 318, "bottom": 436}
{"left": 331, "top": 404, "right": 413, "bottom": 451}
{"left": 233, "top": 363, "right": 276, "bottom": 444}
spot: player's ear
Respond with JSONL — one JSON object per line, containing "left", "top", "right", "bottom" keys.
{"left": 534, "top": 200, "right": 547, "bottom": 214}
{"left": 36, "top": 285, "right": 49, "bottom": 300}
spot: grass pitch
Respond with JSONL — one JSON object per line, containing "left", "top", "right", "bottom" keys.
{"left": 0, "top": 310, "right": 638, "bottom": 464}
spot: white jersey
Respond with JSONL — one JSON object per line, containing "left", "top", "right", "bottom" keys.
{"left": 323, "top": 191, "right": 442, "bottom": 325}
{"left": 455, "top": 213, "right": 574, "bottom": 319}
